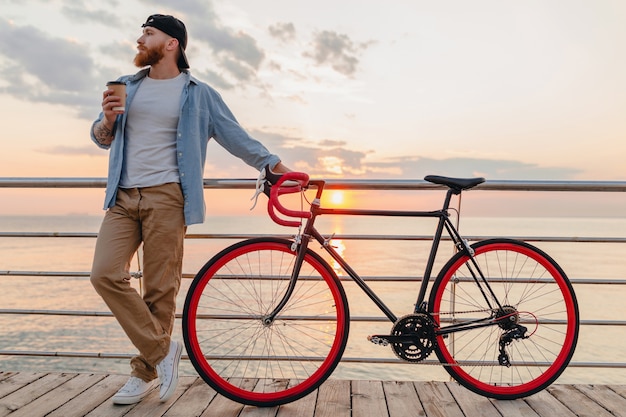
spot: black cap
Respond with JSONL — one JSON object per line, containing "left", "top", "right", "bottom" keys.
{"left": 142, "top": 14, "right": 189, "bottom": 69}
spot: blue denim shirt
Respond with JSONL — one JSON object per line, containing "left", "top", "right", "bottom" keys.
{"left": 91, "top": 69, "right": 280, "bottom": 225}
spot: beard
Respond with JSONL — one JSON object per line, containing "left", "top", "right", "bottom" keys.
{"left": 134, "top": 44, "right": 165, "bottom": 68}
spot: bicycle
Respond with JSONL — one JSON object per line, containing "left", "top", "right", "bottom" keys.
{"left": 182, "top": 170, "right": 579, "bottom": 406}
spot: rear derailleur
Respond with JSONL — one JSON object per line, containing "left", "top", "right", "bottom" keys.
{"left": 498, "top": 324, "right": 529, "bottom": 367}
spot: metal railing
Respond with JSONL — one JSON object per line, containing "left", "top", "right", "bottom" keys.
{"left": 1, "top": 177, "right": 625, "bottom": 376}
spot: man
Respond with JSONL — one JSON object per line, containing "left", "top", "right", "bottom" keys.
{"left": 90, "top": 14, "right": 289, "bottom": 405}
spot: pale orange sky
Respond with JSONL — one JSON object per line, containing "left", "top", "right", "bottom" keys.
{"left": 0, "top": 1, "right": 625, "bottom": 216}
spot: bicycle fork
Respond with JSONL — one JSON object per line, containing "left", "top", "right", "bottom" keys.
{"left": 261, "top": 233, "right": 312, "bottom": 326}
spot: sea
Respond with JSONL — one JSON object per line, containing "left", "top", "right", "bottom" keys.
{"left": 1, "top": 214, "right": 625, "bottom": 385}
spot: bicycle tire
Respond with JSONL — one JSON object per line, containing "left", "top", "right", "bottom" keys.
{"left": 429, "top": 238, "right": 579, "bottom": 399}
{"left": 183, "top": 237, "right": 350, "bottom": 406}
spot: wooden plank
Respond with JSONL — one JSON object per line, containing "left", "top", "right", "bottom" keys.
{"left": 0, "top": 373, "right": 16, "bottom": 384}
{"left": 199, "top": 377, "right": 253, "bottom": 417}
{"left": 239, "top": 379, "right": 287, "bottom": 417}
{"left": 352, "top": 380, "right": 388, "bottom": 417}
{"left": 548, "top": 384, "right": 615, "bottom": 417}
{"left": 0, "top": 372, "right": 45, "bottom": 399}
{"left": 522, "top": 388, "right": 577, "bottom": 417}
{"left": 491, "top": 398, "right": 540, "bottom": 417}
{"left": 414, "top": 381, "right": 465, "bottom": 417}
{"left": 124, "top": 376, "right": 197, "bottom": 417}
{"left": 49, "top": 374, "right": 130, "bottom": 417}
{"left": 87, "top": 375, "right": 152, "bottom": 417}
{"left": 382, "top": 380, "right": 426, "bottom": 417}
{"left": 163, "top": 377, "right": 216, "bottom": 417}
{"left": 0, "top": 373, "right": 74, "bottom": 417}
{"left": 275, "top": 380, "right": 317, "bottom": 417}
{"left": 7, "top": 373, "right": 106, "bottom": 417}
{"left": 3, "top": 372, "right": 626, "bottom": 417}
{"left": 445, "top": 382, "right": 502, "bottom": 417}
{"left": 607, "top": 385, "right": 626, "bottom": 398}
{"left": 575, "top": 384, "right": 626, "bottom": 417}
{"left": 313, "top": 379, "right": 351, "bottom": 417}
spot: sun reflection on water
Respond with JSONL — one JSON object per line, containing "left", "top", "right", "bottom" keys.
{"left": 329, "top": 238, "right": 346, "bottom": 276}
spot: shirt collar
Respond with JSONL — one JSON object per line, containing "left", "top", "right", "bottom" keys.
{"left": 128, "top": 68, "right": 197, "bottom": 85}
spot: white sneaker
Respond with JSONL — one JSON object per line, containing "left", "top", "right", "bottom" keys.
{"left": 156, "top": 340, "right": 183, "bottom": 402}
{"left": 112, "top": 376, "right": 157, "bottom": 405}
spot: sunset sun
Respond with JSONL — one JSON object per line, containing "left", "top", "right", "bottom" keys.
{"left": 330, "top": 191, "right": 344, "bottom": 205}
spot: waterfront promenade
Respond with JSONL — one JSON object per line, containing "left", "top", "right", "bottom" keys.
{"left": 2, "top": 179, "right": 626, "bottom": 416}
{"left": 1, "top": 372, "right": 626, "bottom": 417}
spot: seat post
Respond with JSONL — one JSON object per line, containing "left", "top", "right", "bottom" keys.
{"left": 441, "top": 187, "right": 459, "bottom": 212}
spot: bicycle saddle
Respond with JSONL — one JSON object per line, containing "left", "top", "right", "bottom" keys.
{"left": 424, "top": 175, "right": 485, "bottom": 192}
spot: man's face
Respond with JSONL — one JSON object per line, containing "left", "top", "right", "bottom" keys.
{"left": 134, "top": 27, "right": 169, "bottom": 67}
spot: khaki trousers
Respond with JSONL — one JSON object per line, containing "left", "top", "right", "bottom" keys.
{"left": 90, "top": 183, "right": 186, "bottom": 382}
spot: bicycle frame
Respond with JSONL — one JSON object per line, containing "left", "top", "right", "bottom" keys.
{"left": 266, "top": 179, "right": 479, "bottom": 326}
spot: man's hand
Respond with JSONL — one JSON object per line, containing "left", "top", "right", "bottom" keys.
{"left": 271, "top": 162, "right": 291, "bottom": 174}
{"left": 93, "top": 87, "right": 124, "bottom": 145}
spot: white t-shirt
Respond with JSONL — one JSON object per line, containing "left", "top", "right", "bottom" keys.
{"left": 120, "top": 73, "right": 186, "bottom": 188}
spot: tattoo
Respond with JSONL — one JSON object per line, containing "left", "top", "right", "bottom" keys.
{"left": 94, "top": 121, "right": 114, "bottom": 145}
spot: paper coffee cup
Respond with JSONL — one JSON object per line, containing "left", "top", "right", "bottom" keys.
{"left": 106, "top": 81, "right": 126, "bottom": 111}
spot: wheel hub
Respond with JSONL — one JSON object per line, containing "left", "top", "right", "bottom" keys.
{"left": 496, "top": 305, "right": 519, "bottom": 330}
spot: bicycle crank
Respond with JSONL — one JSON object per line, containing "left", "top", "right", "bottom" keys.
{"left": 368, "top": 313, "right": 436, "bottom": 363}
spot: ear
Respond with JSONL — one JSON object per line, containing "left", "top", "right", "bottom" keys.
{"left": 166, "top": 38, "right": 180, "bottom": 52}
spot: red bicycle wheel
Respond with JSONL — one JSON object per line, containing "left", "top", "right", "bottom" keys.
{"left": 183, "top": 238, "right": 349, "bottom": 406}
{"left": 429, "top": 239, "right": 579, "bottom": 399}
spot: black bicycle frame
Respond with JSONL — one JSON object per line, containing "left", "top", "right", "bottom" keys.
{"left": 265, "top": 180, "right": 501, "bottom": 333}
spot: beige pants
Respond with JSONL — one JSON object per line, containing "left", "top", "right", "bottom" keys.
{"left": 90, "top": 183, "right": 186, "bottom": 382}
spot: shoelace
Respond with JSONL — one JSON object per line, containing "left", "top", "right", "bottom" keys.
{"left": 120, "top": 377, "right": 142, "bottom": 393}
{"left": 157, "top": 347, "right": 177, "bottom": 382}
{"left": 158, "top": 360, "right": 170, "bottom": 378}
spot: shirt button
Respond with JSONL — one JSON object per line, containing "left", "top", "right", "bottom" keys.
{"left": 180, "top": 172, "right": 185, "bottom": 177}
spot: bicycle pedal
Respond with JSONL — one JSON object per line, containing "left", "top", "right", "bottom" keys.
{"left": 367, "top": 335, "right": 389, "bottom": 347}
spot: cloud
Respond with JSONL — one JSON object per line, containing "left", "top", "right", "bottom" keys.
{"left": 304, "top": 30, "right": 372, "bottom": 77}
{"left": 368, "top": 156, "right": 583, "bottom": 180}
{"left": 195, "top": 68, "right": 235, "bottom": 90}
{"left": 219, "top": 56, "right": 256, "bottom": 82}
{"left": 61, "top": 2, "right": 121, "bottom": 27}
{"left": 236, "top": 129, "right": 582, "bottom": 180}
{"left": 0, "top": 18, "right": 96, "bottom": 92}
{"left": 0, "top": 17, "right": 101, "bottom": 116}
{"left": 319, "top": 139, "right": 349, "bottom": 148}
{"left": 99, "top": 41, "right": 137, "bottom": 63}
{"left": 43, "top": 121, "right": 581, "bottom": 181}
{"left": 268, "top": 22, "right": 296, "bottom": 43}
{"left": 37, "top": 145, "right": 105, "bottom": 157}
{"left": 203, "top": 26, "right": 265, "bottom": 70}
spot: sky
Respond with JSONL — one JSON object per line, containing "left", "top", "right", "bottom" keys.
{"left": 0, "top": 0, "right": 625, "bottom": 216}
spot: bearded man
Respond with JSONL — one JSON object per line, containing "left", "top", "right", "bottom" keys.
{"left": 90, "top": 14, "right": 289, "bottom": 405}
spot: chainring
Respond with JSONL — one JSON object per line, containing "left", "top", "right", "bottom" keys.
{"left": 390, "top": 313, "right": 436, "bottom": 363}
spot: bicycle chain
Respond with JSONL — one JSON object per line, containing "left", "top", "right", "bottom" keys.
{"left": 431, "top": 308, "right": 494, "bottom": 316}
{"left": 410, "top": 308, "right": 517, "bottom": 368}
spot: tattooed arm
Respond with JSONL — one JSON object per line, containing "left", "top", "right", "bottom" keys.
{"left": 93, "top": 119, "right": 116, "bottom": 146}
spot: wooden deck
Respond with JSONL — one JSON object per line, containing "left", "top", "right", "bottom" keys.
{"left": 1, "top": 372, "right": 626, "bottom": 417}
